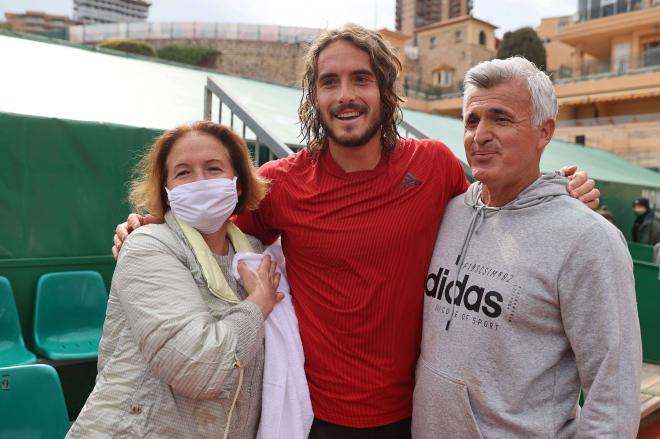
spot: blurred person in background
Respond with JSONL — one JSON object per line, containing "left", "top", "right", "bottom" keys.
{"left": 632, "top": 197, "right": 660, "bottom": 245}
{"left": 596, "top": 206, "right": 616, "bottom": 226}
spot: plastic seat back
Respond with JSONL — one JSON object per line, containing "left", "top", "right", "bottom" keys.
{"left": 0, "top": 277, "right": 37, "bottom": 367}
{"left": 0, "top": 364, "right": 70, "bottom": 439}
{"left": 33, "top": 271, "right": 108, "bottom": 360}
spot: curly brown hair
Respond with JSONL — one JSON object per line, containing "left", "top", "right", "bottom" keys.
{"left": 299, "top": 23, "right": 404, "bottom": 156}
{"left": 129, "top": 121, "right": 269, "bottom": 220}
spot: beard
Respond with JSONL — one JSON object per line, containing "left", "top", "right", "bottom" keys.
{"left": 320, "top": 106, "right": 382, "bottom": 148}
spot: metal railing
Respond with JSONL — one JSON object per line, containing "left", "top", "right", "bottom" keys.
{"left": 553, "top": 48, "right": 660, "bottom": 83}
{"left": 398, "top": 119, "right": 428, "bottom": 140}
{"left": 403, "top": 79, "right": 462, "bottom": 100}
{"left": 69, "top": 22, "right": 322, "bottom": 45}
{"left": 203, "top": 77, "right": 294, "bottom": 166}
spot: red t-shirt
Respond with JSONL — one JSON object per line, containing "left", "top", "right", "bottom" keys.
{"left": 235, "top": 138, "right": 469, "bottom": 427}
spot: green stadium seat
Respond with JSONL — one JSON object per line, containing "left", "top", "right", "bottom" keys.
{"left": 0, "top": 364, "right": 70, "bottom": 439}
{"left": 0, "top": 277, "right": 37, "bottom": 367}
{"left": 33, "top": 271, "right": 107, "bottom": 361}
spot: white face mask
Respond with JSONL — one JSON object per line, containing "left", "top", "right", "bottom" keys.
{"left": 633, "top": 207, "right": 648, "bottom": 217}
{"left": 165, "top": 177, "right": 238, "bottom": 234}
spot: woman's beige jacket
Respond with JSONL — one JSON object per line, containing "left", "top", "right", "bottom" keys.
{"left": 67, "top": 212, "right": 265, "bottom": 438}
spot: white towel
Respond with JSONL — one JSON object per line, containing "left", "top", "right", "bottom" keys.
{"left": 231, "top": 244, "right": 313, "bottom": 439}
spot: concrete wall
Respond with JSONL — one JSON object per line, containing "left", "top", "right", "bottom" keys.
{"left": 148, "top": 30, "right": 409, "bottom": 88}
{"left": 554, "top": 120, "right": 660, "bottom": 168}
{"left": 149, "top": 38, "right": 309, "bottom": 87}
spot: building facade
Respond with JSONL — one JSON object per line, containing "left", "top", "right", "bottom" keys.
{"left": 396, "top": 0, "right": 472, "bottom": 35}
{"left": 405, "top": 5, "right": 660, "bottom": 168}
{"left": 4, "top": 10, "right": 79, "bottom": 34}
{"left": 577, "top": 0, "right": 659, "bottom": 22}
{"left": 73, "top": 0, "right": 151, "bottom": 24}
{"left": 551, "top": 4, "right": 660, "bottom": 167}
{"left": 537, "top": 16, "right": 602, "bottom": 80}
{"left": 405, "top": 16, "right": 496, "bottom": 97}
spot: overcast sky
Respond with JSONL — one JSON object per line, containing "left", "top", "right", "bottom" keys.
{"left": 0, "top": 0, "right": 577, "bottom": 37}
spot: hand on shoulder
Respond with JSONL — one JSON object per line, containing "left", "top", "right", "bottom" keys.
{"left": 112, "top": 213, "right": 162, "bottom": 259}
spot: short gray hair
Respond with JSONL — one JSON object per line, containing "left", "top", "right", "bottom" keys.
{"left": 462, "top": 56, "right": 558, "bottom": 127}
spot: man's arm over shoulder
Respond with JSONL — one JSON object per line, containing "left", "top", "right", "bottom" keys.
{"left": 558, "top": 218, "right": 641, "bottom": 438}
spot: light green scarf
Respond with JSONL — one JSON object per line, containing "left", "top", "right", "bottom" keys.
{"left": 176, "top": 218, "right": 254, "bottom": 304}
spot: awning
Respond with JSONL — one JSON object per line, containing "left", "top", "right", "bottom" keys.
{"left": 559, "top": 86, "right": 660, "bottom": 106}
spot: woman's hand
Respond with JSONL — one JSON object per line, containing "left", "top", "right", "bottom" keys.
{"left": 239, "top": 256, "right": 285, "bottom": 319}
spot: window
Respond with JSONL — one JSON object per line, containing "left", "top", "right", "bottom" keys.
{"left": 642, "top": 41, "right": 660, "bottom": 67}
{"left": 602, "top": 0, "right": 616, "bottom": 16}
{"left": 479, "top": 30, "right": 486, "bottom": 46}
{"left": 454, "top": 30, "right": 462, "bottom": 43}
{"left": 441, "top": 70, "right": 453, "bottom": 86}
{"left": 434, "top": 69, "right": 454, "bottom": 87}
{"left": 430, "top": 36, "right": 437, "bottom": 48}
{"left": 613, "top": 42, "right": 631, "bottom": 73}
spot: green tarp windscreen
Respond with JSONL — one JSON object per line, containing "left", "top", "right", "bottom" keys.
{"left": 0, "top": 112, "right": 161, "bottom": 259}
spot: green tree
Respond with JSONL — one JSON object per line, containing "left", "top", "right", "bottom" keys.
{"left": 97, "top": 39, "right": 156, "bottom": 57}
{"left": 496, "top": 27, "right": 546, "bottom": 71}
{"left": 0, "top": 22, "right": 12, "bottom": 31}
{"left": 157, "top": 45, "right": 218, "bottom": 67}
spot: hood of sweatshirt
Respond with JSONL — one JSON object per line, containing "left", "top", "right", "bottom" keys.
{"left": 464, "top": 171, "right": 570, "bottom": 211}
{"left": 444, "top": 172, "right": 570, "bottom": 330}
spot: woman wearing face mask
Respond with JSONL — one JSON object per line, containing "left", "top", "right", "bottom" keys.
{"left": 67, "top": 121, "right": 282, "bottom": 439}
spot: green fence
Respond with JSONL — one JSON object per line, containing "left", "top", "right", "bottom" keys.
{"left": 629, "top": 241, "right": 656, "bottom": 262}
{"left": 634, "top": 259, "right": 660, "bottom": 364}
{"left": 627, "top": 248, "right": 659, "bottom": 369}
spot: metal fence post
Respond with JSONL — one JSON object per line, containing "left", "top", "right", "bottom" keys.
{"left": 203, "top": 86, "right": 212, "bottom": 120}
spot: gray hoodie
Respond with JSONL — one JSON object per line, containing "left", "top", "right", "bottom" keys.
{"left": 412, "top": 173, "right": 641, "bottom": 439}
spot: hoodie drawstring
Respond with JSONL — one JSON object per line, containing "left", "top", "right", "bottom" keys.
{"left": 446, "top": 201, "right": 500, "bottom": 331}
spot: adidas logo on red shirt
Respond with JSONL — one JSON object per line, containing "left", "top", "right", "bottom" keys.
{"left": 400, "top": 172, "right": 422, "bottom": 189}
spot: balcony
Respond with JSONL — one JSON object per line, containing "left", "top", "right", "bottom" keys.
{"left": 403, "top": 78, "right": 462, "bottom": 101}
{"left": 554, "top": 48, "right": 660, "bottom": 84}
{"left": 577, "top": 1, "right": 649, "bottom": 22}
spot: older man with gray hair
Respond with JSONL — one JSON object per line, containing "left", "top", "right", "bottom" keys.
{"left": 412, "top": 57, "right": 642, "bottom": 438}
